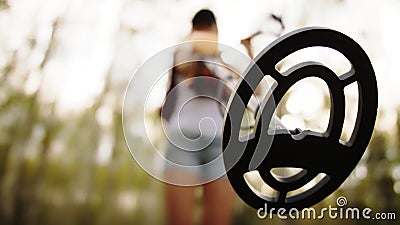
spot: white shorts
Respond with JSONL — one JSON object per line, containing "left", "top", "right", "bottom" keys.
{"left": 164, "top": 130, "right": 228, "bottom": 182}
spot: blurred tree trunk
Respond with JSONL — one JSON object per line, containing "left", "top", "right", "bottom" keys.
{"left": 100, "top": 106, "right": 123, "bottom": 216}
{"left": 0, "top": 52, "right": 17, "bottom": 185}
{"left": 0, "top": 54, "right": 17, "bottom": 223}
{"left": 28, "top": 110, "right": 59, "bottom": 224}
{"left": 9, "top": 95, "right": 38, "bottom": 225}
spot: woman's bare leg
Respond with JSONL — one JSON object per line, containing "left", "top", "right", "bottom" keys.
{"left": 165, "top": 170, "right": 198, "bottom": 225}
{"left": 201, "top": 179, "right": 236, "bottom": 225}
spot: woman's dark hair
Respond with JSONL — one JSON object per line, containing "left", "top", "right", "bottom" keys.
{"left": 191, "top": 9, "right": 216, "bottom": 30}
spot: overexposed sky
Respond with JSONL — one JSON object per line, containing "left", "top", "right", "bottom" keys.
{"left": 1, "top": 0, "right": 399, "bottom": 122}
